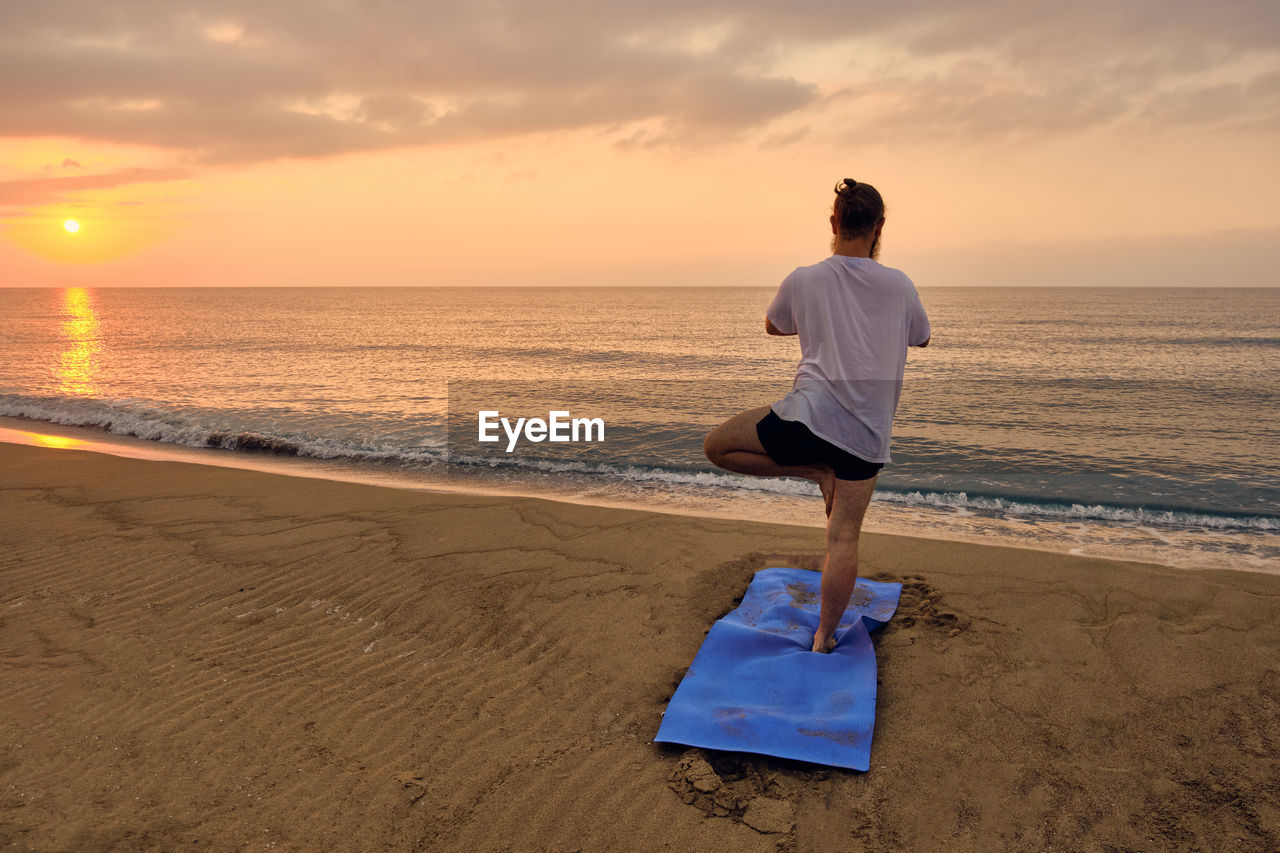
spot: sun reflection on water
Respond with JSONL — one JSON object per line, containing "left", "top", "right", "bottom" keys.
{"left": 25, "top": 432, "right": 87, "bottom": 450}
{"left": 56, "top": 287, "right": 101, "bottom": 395}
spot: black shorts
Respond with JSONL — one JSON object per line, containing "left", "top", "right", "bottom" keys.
{"left": 755, "top": 410, "right": 884, "bottom": 481}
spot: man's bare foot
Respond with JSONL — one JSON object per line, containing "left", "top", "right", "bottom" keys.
{"left": 811, "top": 631, "right": 837, "bottom": 653}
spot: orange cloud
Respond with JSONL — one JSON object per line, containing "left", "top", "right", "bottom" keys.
{"left": 0, "top": 168, "right": 190, "bottom": 206}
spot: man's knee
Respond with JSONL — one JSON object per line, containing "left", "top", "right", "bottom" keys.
{"left": 827, "top": 519, "right": 863, "bottom": 549}
{"left": 827, "top": 480, "right": 874, "bottom": 542}
{"left": 703, "top": 429, "right": 723, "bottom": 465}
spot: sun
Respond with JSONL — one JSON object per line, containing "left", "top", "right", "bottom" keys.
{"left": 64, "top": 219, "right": 80, "bottom": 233}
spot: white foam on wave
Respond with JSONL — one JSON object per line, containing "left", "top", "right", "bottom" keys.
{"left": 448, "top": 451, "right": 821, "bottom": 497}
{"left": 0, "top": 393, "right": 447, "bottom": 464}
{"left": 6, "top": 392, "right": 1275, "bottom": 537}
{"left": 452, "top": 452, "right": 1279, "bottom": 535}
{"left": 873, "top": 488, "right": 1279, "bottom": 532}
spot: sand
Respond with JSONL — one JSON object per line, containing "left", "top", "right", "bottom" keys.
{"left": 2, "top": 441, "right": 1279, "bottom": 851}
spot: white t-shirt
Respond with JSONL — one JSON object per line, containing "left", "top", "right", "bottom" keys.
{"left": 766, "top": 255, "right": 930, "bottom": 463}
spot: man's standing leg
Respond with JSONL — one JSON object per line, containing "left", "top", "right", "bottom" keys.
{"left": 812, "top": 475, "right": 878, "bottom": 653}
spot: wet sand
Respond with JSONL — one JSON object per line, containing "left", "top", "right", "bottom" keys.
{"left": 2, "top": 441, "right": 1279, "bottom": 851}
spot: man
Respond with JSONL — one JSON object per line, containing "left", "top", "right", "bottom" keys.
{"left": 703, "top": 178, "right": 931, "bottom": 653}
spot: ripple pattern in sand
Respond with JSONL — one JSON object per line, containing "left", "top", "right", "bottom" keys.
{"left": 0, "top": 448, "right": 790, "bottom": 851}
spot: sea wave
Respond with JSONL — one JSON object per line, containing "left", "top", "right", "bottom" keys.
{"left": 447, "top": 451, "right": 822, "bottom": 496}
{"left": 447, "top": 453, "right": 1279, "bottom": 532}
{"left": 0, "top": 393, "right": 447, "bottom": 464}
{"left": 4, "top": 392, "right": 1276, "bottom": 536}
{"left": 872, "top": 488, "right": 1280, "bottom": 532}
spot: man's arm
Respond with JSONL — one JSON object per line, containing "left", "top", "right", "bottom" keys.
{"left": 905, "top": 278, "right": 930, "bottom": 348}
{"left": 765, "top": 317, "right": 796, "bottom": 336}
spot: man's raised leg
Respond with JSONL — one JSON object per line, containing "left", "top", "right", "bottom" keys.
{"left": 704, "top": 405, "right": 837, "bottom": 514}
{"left": 812, "top": 474, "right": 878, "bottom": 653}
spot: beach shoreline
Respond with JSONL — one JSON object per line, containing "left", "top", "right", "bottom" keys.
{"left": 3, "top": 441, "right": 1279, "bottom": 850}
{"left": 3, "top": 412, "right": 1275, "bottom": 577}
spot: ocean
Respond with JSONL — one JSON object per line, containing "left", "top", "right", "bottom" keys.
{"left": 1, "top": 285, "right": 1277, "bottom": 572}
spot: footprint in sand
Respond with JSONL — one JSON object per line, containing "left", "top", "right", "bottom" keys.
{"left": 892, "top": 576, "right": 967, "bottom": 636}
{"left": 667, "top": 750, "right": 797, "bottom": 835}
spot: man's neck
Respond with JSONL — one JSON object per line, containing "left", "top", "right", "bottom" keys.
{"left": 831, "top": 234, "right": 877, "bottom": 259}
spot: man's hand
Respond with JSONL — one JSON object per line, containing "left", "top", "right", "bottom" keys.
{"left": 915, "top": 336, "right": 930, "bottom": 348}
{"left": 765, "top": 318, "right": 795, "bottom": 336}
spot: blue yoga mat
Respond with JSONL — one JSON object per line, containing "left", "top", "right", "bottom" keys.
{"left": 655, "top": 567, "right": 902, "bottom": 771}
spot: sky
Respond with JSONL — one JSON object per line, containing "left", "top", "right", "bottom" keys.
{"left": 1, "top": 1, "right": 1278, "bottom": 287}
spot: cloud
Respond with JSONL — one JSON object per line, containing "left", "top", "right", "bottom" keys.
{"left": 0, "top": 0, "right": 1275, "bottom": 165}
{"left": 1139, "top": 69, "right": 1280, "bottom": 131}
{"left": 0, "top": 167, "right": 190, "bottom": 205}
